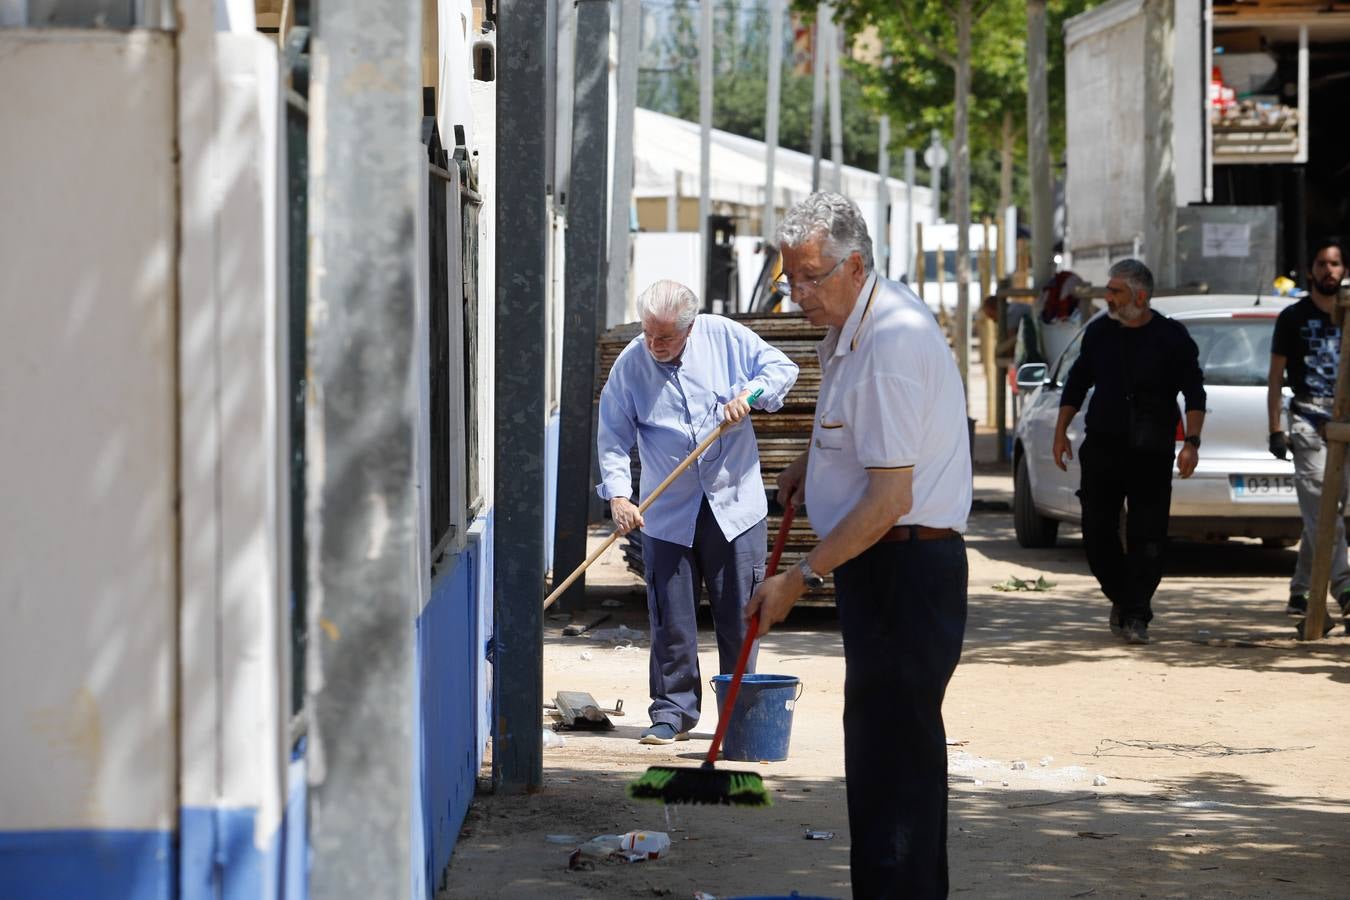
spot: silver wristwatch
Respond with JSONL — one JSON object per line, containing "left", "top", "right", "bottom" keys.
{"left": 797, "top": 558, "right": 826, "bottom": 589}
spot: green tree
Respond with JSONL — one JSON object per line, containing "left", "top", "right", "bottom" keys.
{"left": 828, "top": 0, "right": 1097, "bottom": 216}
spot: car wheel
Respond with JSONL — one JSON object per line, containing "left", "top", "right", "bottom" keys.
{"left": 1014, "top": 454, "right": 1059, "bottom": 548}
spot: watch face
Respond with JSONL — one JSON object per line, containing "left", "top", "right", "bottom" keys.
{"left": 797, "top": 558, "right": 823, "bottom": 587}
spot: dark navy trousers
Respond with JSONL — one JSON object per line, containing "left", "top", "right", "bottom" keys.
{"left": 640, "top": 497, "right": 766, "bottom": 732}
{"left": 833, "top": 534, "right": 968, "bottom": 899}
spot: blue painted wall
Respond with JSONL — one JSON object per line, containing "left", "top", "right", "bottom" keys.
{"left": 178, "top": 751, "right": 308, "bottom": 900}
{"left": 415, "top": 508, "right": 493, "bottom": 898}
{"left": 0, "top": 754, "right": 307, "bottom": 900}
{"left": 0, "top": 830, "right": 173, "bottom": 900}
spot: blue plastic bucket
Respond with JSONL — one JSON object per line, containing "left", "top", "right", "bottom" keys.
{"left": 710, "top": 673, "right": 803, "bottom": 762}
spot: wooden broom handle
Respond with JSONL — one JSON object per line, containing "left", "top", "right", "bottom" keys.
{"left": 542, "top": 389, "right": 763, "bottom": 610}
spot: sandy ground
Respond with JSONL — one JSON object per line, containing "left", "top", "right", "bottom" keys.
{"left": 441, "top": 465, "right": 1350, "bottom": 899}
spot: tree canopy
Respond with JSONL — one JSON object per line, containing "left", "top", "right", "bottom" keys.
{"left": 820, "top": 0, "right": 1099, "bottom": 216}
{"left": 636, "top": 0, "right": 1100, "bottom": 216}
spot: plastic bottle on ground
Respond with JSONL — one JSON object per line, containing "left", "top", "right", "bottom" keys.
{"left": 620, "top": 830, "right": 671, "bottom": 859}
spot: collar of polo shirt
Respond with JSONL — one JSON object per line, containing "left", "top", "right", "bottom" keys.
{"left": 832, "top": 272, "right": 880, "bottom": 358}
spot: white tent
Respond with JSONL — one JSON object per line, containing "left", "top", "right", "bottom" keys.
{"left": 632, "top": 106, "right": 938, "bottom": 282}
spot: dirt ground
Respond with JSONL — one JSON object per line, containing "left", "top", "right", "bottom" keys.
{"left": 442, "top": 462, "right": 1350, "bottom": 899}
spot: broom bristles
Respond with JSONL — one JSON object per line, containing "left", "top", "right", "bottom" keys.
{"left": 627, "top": 764, "right": 771, "bottom": 807}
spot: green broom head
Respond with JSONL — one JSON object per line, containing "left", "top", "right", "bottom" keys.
{"left": 627, "top": 764, "right": 771, "bottom": 807}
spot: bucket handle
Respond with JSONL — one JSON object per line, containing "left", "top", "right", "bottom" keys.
{"left": 710, "top": 679, "right": 805, "bottom": 702}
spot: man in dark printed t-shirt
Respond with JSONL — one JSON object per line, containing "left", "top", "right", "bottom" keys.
{"left": 1267, "top": 240, "right": 1349, "bottom": 633}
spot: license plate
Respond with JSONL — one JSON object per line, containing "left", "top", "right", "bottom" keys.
{"left": 1230, "top": 474, "right": 1296, "bottom": 498}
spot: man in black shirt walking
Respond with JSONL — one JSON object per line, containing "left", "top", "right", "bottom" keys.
{"left": 1052, "top": 259, "right": 1207, "bottom": 645}
{"left": 1266, "top": 240, "right": 1348, "bottom": 633}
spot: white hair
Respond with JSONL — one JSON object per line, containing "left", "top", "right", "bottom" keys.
{"left": 636, "top": 280, "right": 700, "bottom": 329}
{"left": 1109, "top": 258, "right": 1154, "bottom": 301}
{"left": 776, "top": 191, "right": 875, "bottom": 272}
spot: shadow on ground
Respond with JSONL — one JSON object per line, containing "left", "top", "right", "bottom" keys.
{"left": 441, "top": 765, "right": 1350, "bottom": 899}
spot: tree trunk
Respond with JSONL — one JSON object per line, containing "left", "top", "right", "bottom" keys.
{"left": 953, "top": 0, "right": 972, "bottom": 398}
{"left": 998, "top": 108, "right": 1014, "bottom": 277}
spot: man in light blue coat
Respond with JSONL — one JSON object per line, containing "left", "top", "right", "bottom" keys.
{"left": 597, "top": 280, "right": 799, "bottom": 744}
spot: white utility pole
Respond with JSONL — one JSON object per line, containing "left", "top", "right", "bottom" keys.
{"left": 809, "top": 3, "right": 826, "bottom": 191}
{"left": 699, "top": 0, "right": 714, "bottom": 303}
{"left": 904, "top": 147, "right": 915, "bottom": 281}
{"left": 875, "top": 115, "right": 890, "bottom": 276}
{"left": 827, "top": 8, "right": 843, "bottom": 191}
{"left": 763, "top": 0, "right": 784, "bottom": 241}
{"left": 924, "top": 129, "right": 947, "bottom": 223}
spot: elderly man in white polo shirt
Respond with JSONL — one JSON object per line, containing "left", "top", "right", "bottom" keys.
{"left": 746, "top": 192, "right": 970, "bottom": 898}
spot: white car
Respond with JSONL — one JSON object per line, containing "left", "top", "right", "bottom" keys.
{"left": 1012, "top": 295, "right": 1301, "bottom": 548}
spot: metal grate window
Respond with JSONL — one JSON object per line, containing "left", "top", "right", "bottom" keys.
{"left": 426, "top": 115, "right": 484, "bottom": 578}
{"left": 428, "top": 139, "right": 456, "bottom": 570}
{"left": 284, "top": 21, "right": 310, "bottom": 721}
{"left": 461, "top": 190, "right": 482, "bottom": 519}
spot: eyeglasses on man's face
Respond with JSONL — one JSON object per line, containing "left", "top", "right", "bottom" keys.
{"left": 774, "top": 255, "right": 846, "bottom": 298}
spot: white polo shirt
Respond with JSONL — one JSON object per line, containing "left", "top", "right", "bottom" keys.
{"left": 803, "top": 272, "right": 972, "bottom": 539}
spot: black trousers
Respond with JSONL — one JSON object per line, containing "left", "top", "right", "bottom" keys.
{"left": 833, "top": 534, "right": 968, "bottom": 899}
{"left": 1078, "top": 436, "right": 1175, "bottom": 624}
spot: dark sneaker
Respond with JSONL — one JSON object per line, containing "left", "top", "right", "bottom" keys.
{"left": 1109, "top": 605, "right": 1125, "bottom": 637}
{"left": 638, "top": 723, "right": 690, "bottom": 745}
{"left": 1286, "top": 593, "right": 1309, "bottom": 617}
{"left": 1124, "top": 620, "right": 1150, "bottom": 645}
{"left": 1295, "top": 614, "right": 1336, "bottom": 640}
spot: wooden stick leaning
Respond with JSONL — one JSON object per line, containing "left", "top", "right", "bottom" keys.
{"left": 1302, "top": 282, "right": 1350, "bottom": 640}
{"left": 542, "top": 388, "right": 763, "bottom": 611}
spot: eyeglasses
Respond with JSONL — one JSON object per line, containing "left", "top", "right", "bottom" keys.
{"left": 774, "top": 256, "right": 846, "bottom": 298}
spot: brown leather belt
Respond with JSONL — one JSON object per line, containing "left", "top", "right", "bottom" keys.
{"left": 878, "top": 525, "right": 960, "bottom": 543}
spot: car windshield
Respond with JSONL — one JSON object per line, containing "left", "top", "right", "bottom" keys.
{"left": 1184, "top": 318, "right": 1274, "bottom": 387}
{"left": 1051, "top": 315, "right": 1273, "bottom": 388}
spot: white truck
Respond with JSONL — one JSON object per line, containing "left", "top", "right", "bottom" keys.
{"left": 1062, "top": 0, "right": 1345, "bottom": 293}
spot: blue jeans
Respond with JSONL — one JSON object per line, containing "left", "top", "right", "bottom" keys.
{"left": 833, "top": 534, "right": 968, "bottom": 899}
{"left": 1289, "top": 416, "right": 1350, "bottom": 598}
{"left": 640, "top": 498, "right": 765, "bottom": 731}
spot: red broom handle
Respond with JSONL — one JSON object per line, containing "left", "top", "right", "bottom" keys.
{"left": 705, "top": 504, "right": 796, "bottom": 766}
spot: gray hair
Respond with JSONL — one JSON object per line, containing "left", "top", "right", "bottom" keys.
{"left": 636, "top": 279, "right": 700, "bottom": 329}
{"left": 1108, "top": 258, "right": 1154, "bottom": 301}
{"left": 776, "top": 192, "right": 874, "bottom": 273}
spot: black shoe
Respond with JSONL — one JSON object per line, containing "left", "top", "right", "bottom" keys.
{"left": 1109, "top": 605, "right": 1125, "bottom": 637}
{"left": 638, "top": 723, "right": 690, "bottom": 745}
{"left": 1286, "top": 593, "right": 1309, "bottom": 617}
{"left": 1295, "top": 614, "right": 1336, "bottom": 640}
{"left": 1124, "top": 620, "right": 1150, "bottom": 645}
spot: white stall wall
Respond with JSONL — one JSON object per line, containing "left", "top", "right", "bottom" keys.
{"left": 1065, "top": 1, "right": 1148, "bottom": 283}
{"left": 0, "top": 31, "right": 178, "bottom": 831}
{"left": 178, "top": 30, "right": 290, "bottom": 842}
{"left": 632, "top": 232, "right": 702, "bottom": 306}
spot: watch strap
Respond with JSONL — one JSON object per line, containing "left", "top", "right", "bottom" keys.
{"left": 796, "top": 557, "right": 825, "bottom": 588}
